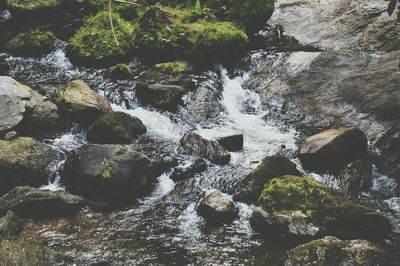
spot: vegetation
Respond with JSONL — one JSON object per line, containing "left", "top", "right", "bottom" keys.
{"left": 4, "top": 29, "right": 55, "bottom": 57}
{"left": 68, "top": 11, "right": 134, "bottom": 66}
{"left": 155, "top": 61, "right": 188, "bottom": 76}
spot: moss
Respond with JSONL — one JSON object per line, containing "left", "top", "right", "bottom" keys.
{"left": 134, "top": 6, "right": 248, "bottom": 63}
{"left": 155, "top": 61, "right": 188, "bottom": 76}
{"left": 5, "top": 0, "right": 61, "bottom": 11}
{"left": 0, "top": 239, "right": 51, "bottom": 265}
{"left": 83, "top": 0, "right": 138, "bottom": 19}
{"left": 109, "top": 63, "right": 131, "bottom": 79}
{"left": 4, "top": 29, "right": 55, "bottom": 57}
{"left": 68, "top": 11, "right": 135, "bottom": 66}
{"left": 101, "top": 163, "right": 113, "bottom": 180}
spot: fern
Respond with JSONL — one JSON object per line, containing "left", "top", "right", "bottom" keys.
{"left": 195, "top": 0, "right": 201, "bottom": 12}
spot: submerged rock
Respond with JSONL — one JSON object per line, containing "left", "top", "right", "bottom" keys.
{"left": 0, "top": 239, "right": 54, "bottom": 265}
{"left": 3, "top": 29, "right": 55, "bottom": 57}
{"left": 60, "top": 144, "right": 167, "bottom": 203}
{"left": 299, "top": 127, "right": 372, "bottom": 193}
{"left": 87, "top": 112, "right": 147, "bottom": 144}
{"left": 52, "top": 80, "right": 112, "bottom": 127}
{"left": 0, "top": 210, "right": 23, "bottom": 237}
{"left": 170, "top": 158, "right": 207, "bottom": 182}
{"left": 197, "top": 191, "right": 238, "bottom": 224}
{"left": 0, "top": 76, "right": 65, "bottom": 138}
{"left": 0, "top": 137, "right": 57, "bottom": 195}
{"left": 285, "top": 236, "right": 394, "bottom": 266}
{"left": 253, "top": 176, "right": 391, "bottom": 240}
{"left": 217, "top": 134, "right": 244, "bottom": 152}
{"left": 233, "top": 155, "right": 301, "bottom": 204}
{"left": 180, "top": 132, "right": 231, "bottom": 165}
{"left": 0, "top": 186, "right": 84, "bottom": 219}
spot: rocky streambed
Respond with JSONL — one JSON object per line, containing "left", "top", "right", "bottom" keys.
{"left": 0, "top": 0, "right": 399, "bottom": 265}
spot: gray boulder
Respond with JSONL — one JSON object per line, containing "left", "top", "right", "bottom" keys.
{"left": 0, "top": 137, "right": 58, "bottom": 195}
{"left": 197, "top": 191, "right": 238, "bottom": 224}
{"left": 0, "top": 76, "right": 65, "bottom": 138}
{"left": 0, "top": 186, "right": 84, "bottom": 219}
{"left": 180, "top": 132, "right": 231, "bottom": 165}
{"left": 60, "top": 144, "right": 168, "bottom": 203}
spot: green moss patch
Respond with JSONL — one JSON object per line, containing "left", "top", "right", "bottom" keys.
{"left": 155, "top": 61, "right": 188, "bottom": 76}
{"left": 68, "top": 11, "right": 134, "bottom": 66}
{"left": 4, "top": 29, "right": 55, "bottom": 57}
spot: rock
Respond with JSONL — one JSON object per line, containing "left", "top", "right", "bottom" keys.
{"left": 0, "top": 210, "right": 23, "bottom": 237}
{"left": 0, "top": 137, "right": 58, "bottom": 195}
{"left": 233, "top": 155, "right": 301, "bottom": 204}
{"left": 3, "top": 29, "right": 55, "bottom": 57}
{"left": 0, "top": 57, "right": 10, "bottom": 75}
{"left": 0, "top": 186, "right": 84, "bottom": 219}
{"left": 4, "top": 131, "right": 17, "bottom": 140}
{"left": 180, "top": 132, "right": 231, "bottom": 165}
{"left": 135, "top": 82, "right": 188, "bottom": 111}
{"left": 0, "top": 239, "right": 54, "bottom": 265}
{"left": 376, "top": 125, "right": 400, "bottom": 184}
{"left": 0, "top": 76, "right": 65, "bottom": 138}
{"left": 197, "top": 191, "right": 238, "bottom": 224}
{"left": 109, "top": 64, "right": 131, "bottom": 80}
{"left": 299, "top": 127, "right": 373, "bottom": 193}
{"left": 250, "top": 207, "right": 319, "bottom": 239}
{"left": 87, "top": 112, "right": 147, "bottom": 144}
{"left": 285, "top": 236, "right": 394, "bottom": 266}
{"left": 170, "top": 158, "right": 207, "bottom": 182}
{"left": 253, "top": 176, "right": 391, "bottom": 240}
{"left": 60, "top": 144, "right": 167, "bottom": 203}
{"left": 52, "top": 80, "right": 112, "bottom": 127}
{"left": 217, "top": 134, "right": 244, "bottom": 152}
{"left": 68, "top": 11, "right": 133, "bottom": 66}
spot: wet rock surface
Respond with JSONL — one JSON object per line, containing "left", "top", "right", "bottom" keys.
{"left": 197, "top": 191, "right": 238, "bottom": 224}
{"left": 0, "top": 186, "right": 84, "bottom": 219}
{"left": 285, "top": 236, "right": 394, "bottom": 266}
{"left": 0, "top": 239, "right": 54, "bottom": 266}
{"left": 61, "top": 144, "right": 167, "bottom": 203}
{"left": 87, "top": 111, "right": 147, "bottom": 144}
{"left": 0, "top": 210, "right": 22, "bottom": 237}
{"left": 234, "top": 155, "right": 301, "bottom": 203}
{"left": 0, "top": 137, "right": 58, "bottom": 195}
{"left": 180, "top": 132, "right": 231, "bottom": 165}
{"left": 217, "top": 134, "right": 244, "bottom": 152}
{"left": 170, "top": 158, "right": 207, "bottom": 182}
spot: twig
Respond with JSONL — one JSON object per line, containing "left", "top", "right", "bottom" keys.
{"left": 109, "top": 0, "right": 119, "bottom": 46}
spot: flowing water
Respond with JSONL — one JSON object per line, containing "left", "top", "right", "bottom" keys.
{"left": 1, "top": 23, "right": 400, "bottom": 266}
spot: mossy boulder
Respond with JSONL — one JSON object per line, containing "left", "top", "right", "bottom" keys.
{"left": 68, "top": 11, "right": 134, "bottom": 66}
{"left": 87, "top": 111, "right": 147, "bottom": 144}
{"left": 254, "top": 176, "right": 391, "bottom": 240}
{"left": 0, "top": 211, "right": 23, "bottom": 238}
{"left": 60, "top": 144, "right": 168, "bottom": 203}
{"left": 0, "top": 76, "right": 65, "bottom": 139}
{"left": 0, "top": 137, "right": 58, "bottom": 196}
{"left": 82, "top": 0, "right": 138, "bottom": 19}
{"left": 0, "top": 239, "right": 53, "bottom": 265}
{"left": 285, "top": 236, "right": 394, "bottom": 266}
{"left": 52, "top": 80, "right": 112, "bottom": 127}
{"left": 3, "top": 29, "right": 55, "bottom": 57}
{"left": 5, "top": 0, "right": 76, "bottom": 16}
{"left": 109, "top": 63, "right": 132, "bottom": 79}
{"left": 233, "top": 155, "right": 301, "bottom": 204}
{"left": 134, "top": 6, "right": 248, "bottom": 63}
{"left": 155, "top": 61, "right": 189, "bottom": 76}
{"left": 0, "top": 186, "right": 84, "bottom": 219}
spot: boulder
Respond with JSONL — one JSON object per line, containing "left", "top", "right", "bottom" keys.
{"left": 285, "top": 236, "right": 394, "bottom": 266}
{"left": 52, "top": 80, "right": 112, "bottom": 127}
{"left": 299, "top": 127, "right": 372, "bottom": 193}
{"left": 180, "top": 132, "right": 231, "bottom": 165}
{"left": 0, "top": 210, "right": 23, "bottom": 237}
{"left": 87, "top": 112, "right": 147, "bottom": 144}
{"left": 0, "top": 137, "right": 58, "bottom": 195}
{"left": 253, "top": 176, "right": 391, "bottom": 240}
{"left": 0, "top": 239, "right": 54, "bottom": 265}
{"left": 197, "top": 191, "right": 238, "bottom": 224}
{"left": 0, "top": 186, "right": 84, "bottom": 219}
{"left": 0, "top": 76, "right": 65, "bottom": 138}
{"left": 217, "top": 134, "right": 244, "bottom": 152}
{"left": 250, "top": 207, "right": 319, "bottom": 239}
{"left": 135, "top": 82, "right": 188, "bottom": 111}
{"left": 3, "top": 29, "right": 55, "bottom": 57}
{"left": 109, "top": 64, "right": 131, "bottom": 80}
{"left": 60, "top": 144, "right": 168, "bottom": 203}
{"left": 170, "top": 158, "right": 207, "bottom": 182}
{"left": 233, "top": 155, "right": 301, "bottom": 204}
